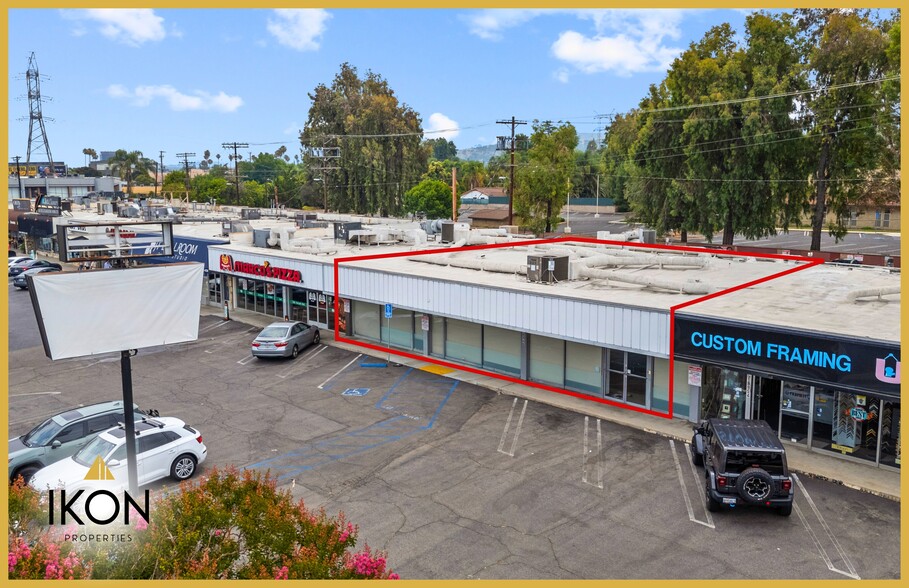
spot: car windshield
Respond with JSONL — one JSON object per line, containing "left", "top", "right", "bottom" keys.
{"left": 22, "top": 417, "right": 64, "bottom": 447}
{"left": 259, "top": 327, "right": 289, "bottom": 338}
{"left": 73, "top": 436, "right": 116, "bottom": 467}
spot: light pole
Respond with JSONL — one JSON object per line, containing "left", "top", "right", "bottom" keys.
{"left": 594, "top": 173, "right": 600, "bottom": 219}
{"left": 564, "top": 177, "right": 572, "bottom": 234}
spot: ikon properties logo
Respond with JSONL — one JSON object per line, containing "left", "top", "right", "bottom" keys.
{"left": 875, "top": 353, "right": 901, "bottom": 384}
{"left": 47, "top": 457, "right": 150, "bottom": 537}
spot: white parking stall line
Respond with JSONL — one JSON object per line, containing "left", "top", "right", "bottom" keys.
{"left": 582, "top": 417, "right": 605, "bottom": 489}
{"left": 317, "top": 353, "right": 362, "bottom": 389}
{"left": 198, "top": 320, "right": 230, "bottom": 335}
{"left": 670, "top": 440, "right": 714, "bottom": 529}
{"left": 684, "top": 442, "right": 714, "bottom": 528}
{"left": 793, "top": 474, "right": 860, "bottom": 580}
{"left": 236, "top": 355, "right": 256, "bottom": 365}
{"left": 278, "top": 345, "right": 328, "bottom": 379}
{"left": 9, "top": 391, "right": 63, "bottom": 397}
{"left": 497, "top": 398, "right": 527, "bottom": 457}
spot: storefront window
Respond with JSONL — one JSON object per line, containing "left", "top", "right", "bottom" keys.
{"left": 701, "top": 366, "right": 749, "bottom": 420}
{"left": 352, "top": 300, "right": 380, "bottom": 341}
{"left": 483, "top": 326, "right": 521, "bottom": 376}
{"left": 430, "top": 315, "right": 444, "bottom": 357}
{"left": 289, "top": 288, "right": 307, "bottom": 322}
{"left": 445, "top": 318, "right": 481, "bottom": 365}
{"left": 565, "top": 341, "right": 601, "bottom": 395}
{"left": 383, "top": 308, "right": 414, "bottom": 349}
{"left": 529, "top": 335, "right": 564, "bottom": 387}
{"left": 207, "top": 272, "right": 222, "bottom": 304}
{"left": 779, "top": 382, "right": 810, "bottom": 443}
{"left": 879, "top": 400, "right": 900, "bottom": 468}
{"left": 413, "top": 314, "right": 426, "bottom": 353}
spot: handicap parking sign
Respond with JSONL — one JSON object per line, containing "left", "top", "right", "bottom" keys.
{"left": 384, "top": 303, "right": 393, "bottom": 318}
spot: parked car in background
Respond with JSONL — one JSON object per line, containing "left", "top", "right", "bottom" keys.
{"left": 8, "top": 256, "right": 32, "bottom": 267}
{"left": 8, "top": 401, "right": 150, "bottom": 483}
{"left": 251, "top": 321, "right": 320, "bottom": 359}
{"left": 8, "top": 259, "right": 62, "bottom": 277}
{"left": 12, "top": 266, "right": 61, "bottom": 289}
{"left": 29, "top": 416, "right": 207, "bottom": 492}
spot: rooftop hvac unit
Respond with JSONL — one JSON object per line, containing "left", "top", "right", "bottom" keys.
{"left": 253, "top": 228, "right": 272, "bottom": 248}
{"left": 527, "top": 254, "right": 569, "bottom": 284}
{"left": 640, "top": 229, "right": 656, "bottom": 244}
{"left": 333, "top": 221, "right": 362, "bottom": 241}
{"left": 240, "top": 208, "right": 261, "bottom": 220}
{"left": 440, "top": 221, "right": 455, "bottom": 243}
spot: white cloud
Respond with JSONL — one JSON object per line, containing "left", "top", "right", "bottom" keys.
{"left": 462, "top": 9, "right": 554, "bottom": 41}
{"left": 62, "top": 9, "right": 167, "bottom": 46}
{"left": 267, "top": 9, "right": 331, "bottom": 51}
{"left": 463, "top": 9, "right": 685, "bottom": 75}
{"left": 424, "top": 113, "right": 460, "bottom": 140}
{"left": 553, "top": 10, "right": 684, "bottom": 76}
{"left": 107, "top": 84, "right": 243, "bottom": 113}
{"left": 553, "top": 68, "right": 570, "bottom": 83}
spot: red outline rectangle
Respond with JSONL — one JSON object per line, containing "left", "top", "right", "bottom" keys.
{"left": 333, "top": 238, "right": 821, "bottom": 420}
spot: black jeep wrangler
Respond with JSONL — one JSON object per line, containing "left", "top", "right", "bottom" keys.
{"left": 691, "top": 418, "right": 794, "bottom": 517}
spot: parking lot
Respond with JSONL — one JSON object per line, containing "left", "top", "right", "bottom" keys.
{"left": 6, "top": 287, "right": 901, "bottom": 579}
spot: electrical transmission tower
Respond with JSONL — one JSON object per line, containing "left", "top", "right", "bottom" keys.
{"left": 19, "top": 52, "right": 56, "bottom": 175}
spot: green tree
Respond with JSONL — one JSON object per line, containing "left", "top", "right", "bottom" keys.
{"left": 799, "top": 10, "right": 891, "bottom": 249}
{"left": 162, "top": 170, "right": 188, "bottom": 196}
{"left": 600, "top": 112, "right": 640, "bottom": 212}
{"left": 107, "top": 149, "right": 149, "bottom": 196}
{"left": 403, "top": 178, "right": 452, "bottom": 218}
{"left": 426, "top": 137, "right": 458, "bottom": 160}
{"left": 301, "top": 63, "right": 426, "bottom": 216}
{"left": 241, "top": 180, "right": 268, "bottom": 207}
{"left": 192, "top": 174, "right": 229, "bottom": 203}
{"left": 514, "top": 121, "right": 578, "bottom": 234}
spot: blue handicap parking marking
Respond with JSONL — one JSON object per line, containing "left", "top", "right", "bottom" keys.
{"left": 342, "top": 387, "right": 370, "bottom": 396}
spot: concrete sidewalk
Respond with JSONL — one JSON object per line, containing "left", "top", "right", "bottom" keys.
{"left": 205, "top": 305, "right": 901, "bottom": 502}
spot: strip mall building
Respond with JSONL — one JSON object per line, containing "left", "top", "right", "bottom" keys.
{"left": 205, "top": 221, "right": 901, "bottom": 471}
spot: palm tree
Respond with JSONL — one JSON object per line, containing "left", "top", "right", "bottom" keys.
{"left": 107, "top": 149, "right": 149, "bottom": 196}
{"left": 82, "top": 148, "right": 98, "bottom": 167}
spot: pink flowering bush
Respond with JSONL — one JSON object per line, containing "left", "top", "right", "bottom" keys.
{"left": 7, "top": 467, "right": 399, "bottom": 580}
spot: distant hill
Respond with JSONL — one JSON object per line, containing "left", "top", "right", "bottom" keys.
{"left": 457, "top": 144, "right": 498, "bottom": 163}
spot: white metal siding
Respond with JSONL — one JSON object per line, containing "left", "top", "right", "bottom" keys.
{"left": 339, "top": 266, "right": 670, "bottom": 356}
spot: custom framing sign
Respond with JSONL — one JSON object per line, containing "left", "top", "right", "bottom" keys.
{"left": 27, "top": 263, "right": 203, "bottom": 360}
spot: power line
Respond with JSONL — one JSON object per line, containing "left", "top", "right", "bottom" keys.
{"left": 222, "top": 141, "right": 248, "bottom": 205}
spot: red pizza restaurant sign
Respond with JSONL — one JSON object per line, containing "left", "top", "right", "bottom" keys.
{"left": 219, "top": 254, "right": 301, "bottom": 282}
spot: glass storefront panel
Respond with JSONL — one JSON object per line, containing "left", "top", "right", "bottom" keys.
{"left": 779, "top": 382, "right": 810, "bottom": 444}
{"left": 483, "top": 326, "right": 521, "bottom": 376}
{"left": 565, "top": 341, "right": 601, "bottom": 395}
{"left": 879, "top": 400, "right": 901, "bottom": 468}
{"left": 529, "top": 335, "right": 564, "bottom": 387}
{"left": 811, "top": 389, "right": 879, "bottom": 464}
{"left": 430, "top": 316, "right": 444, "bottom": 357}
{"left": 289, "top": 288, "right": 307, "bottom": 322}
{"left": 352, "top": 300, "right": 380, "bottom": 341}
{"left": 384, "top": 308, "right": 414, "bottom": 349}
{"left": 207, "top": 272, "right": 223, "bottom": 304}
{"left": 445, "top": 318, "right": 481, "bottom": 365}
{"left": 413, "top": 314, "right": 426, "bottom": 353}
{"left": 701, "top": 366, "right": 749, "bottom": 420}
{"left": 607, "top": 370, "right": 624, "bottom": 400}
{"left": 626, "top": 375, "right": 648, "bottom": 406}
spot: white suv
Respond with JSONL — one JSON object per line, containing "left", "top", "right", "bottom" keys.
{"left": 30, "top": 417, "right": 207, "bottom": 492}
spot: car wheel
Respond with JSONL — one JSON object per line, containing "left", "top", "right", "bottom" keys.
{"left": 736, "top": 467, "right": 774, "bottom": 504}
{"left": 690, "top": 438, "right": 703, "bottom": 466}
{"left": 291, "top": 344, "right": 299, "bottom": 359}
{"left": 171, "top": 454, "right": 197, "bottom": 480}
{"left": 313, "top": 331, "right": 320, "bottom": 345}
{"left": 706, "top": 486, "right": 721, "bottom": 512}
{"left": 12, "top": 465, "right": 40, "bottom": 485}
{"left": 778, "top": 503, "right": 793, "bottom": 517}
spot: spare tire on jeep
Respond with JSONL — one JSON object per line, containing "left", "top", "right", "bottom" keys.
{"left": 736, "top": 467, "right": 774, "bottom": 504}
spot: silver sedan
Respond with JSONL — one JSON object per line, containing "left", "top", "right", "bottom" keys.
{"left": 251, "top": 321, "right": 321, "bottom": 359}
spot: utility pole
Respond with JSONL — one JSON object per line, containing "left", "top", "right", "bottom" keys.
{"left": 309, "top": 140, "right": 340, "bottom": 212}
{"left": 595, "top": 173, "right": 600, "bottom": 218}
{"left": 451, "top": 167, "right": 457, "bottom": 221}
{"left": 12, "top": 156, "right": 25, "bottom": 199}
{"left": 19, "top": 52, "right": 56, "bottom": 176}
{"left": 496, "top": 117, "right": 526, "bottom": 227}
{"left": 177, "top": 152, "right": 195, "bottom": 200}
{"left": 157, "top": 150, "right": 165, "bottom": 201}
{"left": 222, "top": 141, "right": 248, "bottom": 205}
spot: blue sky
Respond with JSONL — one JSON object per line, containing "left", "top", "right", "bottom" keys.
{"left": 7, "top": 8, "right": 762, "bottom": 169}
